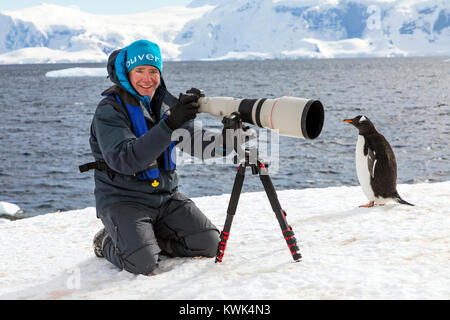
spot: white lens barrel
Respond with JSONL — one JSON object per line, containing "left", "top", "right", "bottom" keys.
{"left": 197, "top": 97, "right": 240, "bottom": 118}
{"left": 198, "top": 96, "right": 324, "bottom": 139}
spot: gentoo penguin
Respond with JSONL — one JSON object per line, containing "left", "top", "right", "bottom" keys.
{"left": 344, "top": 115, "right": 414, "bottom": 207}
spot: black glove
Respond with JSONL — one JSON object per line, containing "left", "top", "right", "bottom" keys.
{"left": 164, "top": 93, "right": 200, "bottom": 130}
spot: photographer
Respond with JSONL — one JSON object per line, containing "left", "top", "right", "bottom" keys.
{"left": 86, "top": 40, "right": 228, "bottom": 275}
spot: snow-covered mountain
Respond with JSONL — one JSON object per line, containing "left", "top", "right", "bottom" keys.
{"left": 0, "top": 0, "right": 449, "bottom": 63}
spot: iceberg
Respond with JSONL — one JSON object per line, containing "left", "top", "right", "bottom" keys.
{"left": 45, "top": 67, "right": 106, "bottom": 78}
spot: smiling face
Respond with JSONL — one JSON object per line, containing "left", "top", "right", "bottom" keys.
{"left": 128, "top": 65, "right": 160, "bottom": 97}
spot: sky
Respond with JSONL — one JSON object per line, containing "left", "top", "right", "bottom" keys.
{"left": 0, "top": 0, "right": 193, "bottom": 14}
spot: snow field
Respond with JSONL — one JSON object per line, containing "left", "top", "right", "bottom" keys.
{"left": 0, "top": 181, "right": 448, "bottom": 299}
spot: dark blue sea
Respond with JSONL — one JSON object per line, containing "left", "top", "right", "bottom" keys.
{"left": 0, "top": 57, "right": 449, "bottom": 218}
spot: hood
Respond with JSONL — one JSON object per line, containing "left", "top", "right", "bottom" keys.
{"left": 106, "top": 48, "right": 168, "bottom": 109}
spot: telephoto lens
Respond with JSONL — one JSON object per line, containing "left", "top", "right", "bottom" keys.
{"left": 197, "top": 96, "right": 324, "bottom": 139}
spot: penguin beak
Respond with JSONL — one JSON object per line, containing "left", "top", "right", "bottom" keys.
{"left": 343, "top": 119, "right": 353, "bottom": 123}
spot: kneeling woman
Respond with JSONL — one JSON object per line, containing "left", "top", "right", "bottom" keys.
{"left": 86, "top": 40, "right": 228, "bottom": 275}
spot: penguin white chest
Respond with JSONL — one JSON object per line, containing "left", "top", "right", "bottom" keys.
{"left": 355, "top": 135, "right": 375, "bottom": 200}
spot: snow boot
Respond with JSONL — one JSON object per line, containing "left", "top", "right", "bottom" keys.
{"left": 93, "top": 228, "right": 108, "bottom": 258}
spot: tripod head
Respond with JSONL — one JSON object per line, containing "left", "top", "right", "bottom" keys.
{"left": 221, "top": 112, "right": 260, "bottom": 167}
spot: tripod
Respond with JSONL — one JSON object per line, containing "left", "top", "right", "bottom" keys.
{"left": 215, "top": 113, "right": 302, "bottom": 263}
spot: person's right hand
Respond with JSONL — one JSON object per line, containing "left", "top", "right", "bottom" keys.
{"left": 164, "top": 93, "right": 200, "bottom": 130}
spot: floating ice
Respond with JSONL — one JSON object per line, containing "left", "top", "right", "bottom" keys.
{"left": 0, "top": 201, "right": 21, "bottom": 215}
{"left": 45, "top": 67, "right": 106, "bottom": 78}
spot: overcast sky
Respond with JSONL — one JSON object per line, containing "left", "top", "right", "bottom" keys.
{"left": 0, "top": 0, "right": 193, "bottom": 14}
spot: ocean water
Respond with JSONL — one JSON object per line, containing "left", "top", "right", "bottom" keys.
{"left": 0, "top": 57, "right": 449, "bottom": 217}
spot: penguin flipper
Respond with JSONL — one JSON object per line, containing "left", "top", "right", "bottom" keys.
{"left": 367, "top": 147, "right": 377, "bottom": 178}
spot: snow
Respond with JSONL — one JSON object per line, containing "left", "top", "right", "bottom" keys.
{"left": 0, "top": 3, "right": 214, "bottom": 63}
{"left": 0, "top": 181, "right": 449, "bottom": 300}
{"left": 0, "top": 1, "right": 449, "bottom": 63}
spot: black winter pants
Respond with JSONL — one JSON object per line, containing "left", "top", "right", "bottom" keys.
{"left": 99, "top": 193, "right": 220, "bottom": 275}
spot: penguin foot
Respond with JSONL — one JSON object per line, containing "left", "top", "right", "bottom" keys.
{"left": 359, "top": 201, "right": 375, "bottom": 208}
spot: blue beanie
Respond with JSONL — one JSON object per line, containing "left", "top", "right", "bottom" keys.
{"left": 125, "top": 40, "right": 162, "bottom": 73}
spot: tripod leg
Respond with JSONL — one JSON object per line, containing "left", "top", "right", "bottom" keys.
{"left": 258, "top": 164, "right": 302, "bottom": 262}
{"left": 216, "top": 164, "right": 246, "bottom": 263}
